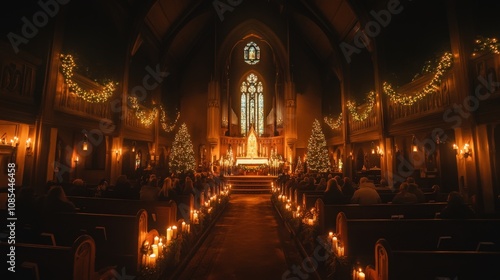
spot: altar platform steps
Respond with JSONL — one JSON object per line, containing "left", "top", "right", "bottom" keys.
{"left": 225, "top": 175, "right": 277, "bottom": 194}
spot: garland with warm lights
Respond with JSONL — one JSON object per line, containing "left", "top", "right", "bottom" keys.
{"left": 383, "top": 52, "right": 453, "bottom": 106}
{"left": 160, "top": 106, "right": 180, "bottom": 132}
{"left": 473, "top": 36, "right": 499, "bottom": 55}
{"left": 128, "top": 96, "right": 158, "bottom": 127}
{"left": 60, "top": 54, "right": 117, "bottom": 103}
{"left": 346, "top": 91, "right": 376, "bottom": 121}
{"left": 324, "top": 113, "right": 343, "bottom": 130}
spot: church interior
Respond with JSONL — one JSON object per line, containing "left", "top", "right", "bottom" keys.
{"left": 1, "top": 0, "right": 500, "bottom": 279}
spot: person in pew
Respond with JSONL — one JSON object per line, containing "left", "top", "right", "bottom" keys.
{"left": 341, "top": 177, "right": 355, "bottom": 201}
{"left": 406, "top": 177, "right": 425, "bottom": 201}
{"left": 43, "top": 185, "right": 77, "bottom": 214}
{"left": 315, "top": 177, "right": 327, "bottom": 191}
{"left": 140, "top": 173, "right": 160, "bottom": 201}
{"left": 113, "top": 174, "right": 137, "bottom": 199}
{"left": 440, "top": 191, "right": 476, "bottom": 219}
{"left": 159, "top": 177, "right": 177, "bottom": 202}
{"left": 351, "top": 177, "right": 382, "bottom": 205}
{"left": 333, "top": 175, "right": 344, "bottom": 189}
{"left": 95, "top": 178, "right": 110, "bottom": 198}
{"left": 183, "top": 176, "right": 196, "bottom": 196}
{"left": 323, "top": 178, "right": 346, "bottom": 204}
{"left": 391, "top": 182, "right": 418, "bottom": 204}
{"left": 67, "top": 178, "right": 89, "bottom": 197}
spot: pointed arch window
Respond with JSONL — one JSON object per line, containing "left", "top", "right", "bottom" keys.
{"left": 244, "top": 42, "right": 260, "bottom": 65}
{"left": 241, "top": 73, "right": 264, "bottom": 136}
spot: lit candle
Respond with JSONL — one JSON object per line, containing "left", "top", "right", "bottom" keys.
{"left": 154, "top": 236, "right": 159, "bottom": 245}
{"left": 172, "top": 225, "right": 178, "bottom": 239}
{"left": 332, "top": 236, "right": 338, "bottom": 252}
{"left": 152, "top": 244, "right": 158, "bottom": 257}
{"left": 149, "top": 254, "right": 157, "bottom": 268}
{"left": 157, "top": 242, "right": 163, "bottom": 257}
{"left": 193, "top": 212, "right": 199, "bottom": 224}
{"left": 187, "top": 224, "right": 191, "bottom": 233}
{"left": 182, "top": 221, "right": 186, "bottom": 232}
{"left": 166, "top": 227, "right": 172, "bottom": 243}
{"left": 358, "top": 272, "right": 365, "bottom": 280}
{"left": 329, "top": 232, "right": 333, "bottom": 238}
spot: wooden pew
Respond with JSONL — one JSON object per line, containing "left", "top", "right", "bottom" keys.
{"left": 1, "top": 234, "right": 97, "bottom": 280}
{"left": 302, "top": 193, "right": 324, "bottom": 209}
{"left": 366, "top": 238, "right": 500, "bottom": 280}
{"left": 67, "top": 196, "right": 178, "bottom": 231}
{"left": 43, "top": 209, "right": 148, "bottom": 274}
{"left": 316, "top": 198, "right": 446, "bottom": 233}
{"left": 335, "top": 212, "right": 500, "bottom": 262}
{"left": 294, "top": 189, "right": 324, "bottom": 206}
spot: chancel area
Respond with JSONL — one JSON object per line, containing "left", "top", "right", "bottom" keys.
{"left": 1, "top": 0, "right": 500, "bottom": 279}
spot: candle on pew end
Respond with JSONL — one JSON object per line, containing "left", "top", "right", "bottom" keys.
{"left": 166, "top": 227, "right": 172, "bottom": 243}
{"left": 152, "top": 244, "right": 158, "bottom": 257}
{"left": 157, "top": 242, "right": 163, "bottom": 257}
{"left": 149, "top": 254, "right": 157, "bottom": 268}
{"left": 332, "top": 236, "right": 338, "bottom": 253}
{"left": 358, "top": 272, "right": 365, "bottom": 280}
{"left": 182, "top": 221, "right": 186, "bottom": 232}
{"left": 172, "top": 225, "right": 178, "bottom": 239}
{"left": 154, "top": 236, "right": 159, "bottom": 245}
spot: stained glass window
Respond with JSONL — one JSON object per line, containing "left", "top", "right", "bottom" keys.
{"left": 240, "top": 73, "right": 264, "bottom": 136}
{"left": 244, "top": 42, "right": 260, "bottom": 65}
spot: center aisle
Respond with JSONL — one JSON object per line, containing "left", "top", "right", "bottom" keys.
{"left": 175, "top": 194, "right": 303, "bottom": 280}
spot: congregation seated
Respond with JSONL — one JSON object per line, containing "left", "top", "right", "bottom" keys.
{"left": 439, "top": 191, "right": 476, "bottom": 219}
{"left": 341, "top": 177, "right": 355, "bottom": 201}
{"left": 351, "top": 177, "right": 381, "bottom": 205}
{"left": 315, "top": 178, "right": 327, "bottom": 191}
{"left": 43, "top": 185, "right": 77, "bottom": 215}
{"left": 94, "top": 178, "right": 110, "bottom": 198}
{"left": 140, "top": 173, "right": 160, "bottom": 201}
{"left": 391, "top": 182, "right": 418, "bottom": 204}
{"left": 323, "top": 178, "right": 345, "bottom": 204}
{"left": 113, "top": 174, "right": 138, "bottom": 199}
{"left": 159, "top": 177, "right": 177, "bottom": 202}
{"left": 406, "top": 177, "right": 426, "bottom": 203}
{"left": 67, "top": 178, "right": 89, "bottom": 197}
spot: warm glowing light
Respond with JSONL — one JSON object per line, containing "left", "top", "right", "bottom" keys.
{"left": 60, "top": 54, "right": 117, "bottom": 103}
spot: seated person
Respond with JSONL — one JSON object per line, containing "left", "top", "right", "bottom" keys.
{"left": 140, "top": 173, "right": 160, "bottom": 201}
{"left": 43, "top": 185, "right": 76, "bottom": 214}
{"left": 440, "top": 191, "right": 475, "bottom": 219}
{"left": 391, "top": 183, "right": 418, "bottom": 204}
{"left": 323, "top": 179, "right": 345, "bottom": 204}
{"left": 351, "top": 177, "right": 381, "bottom": 205}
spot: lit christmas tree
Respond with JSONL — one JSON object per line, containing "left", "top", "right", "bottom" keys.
{"left": 169, "top": 123, "right": 196, "bottom": 174}
{"left": 306, "top": 119, "right": 331, "bottom": 173}
{"left": 295, "top": 156, "right": 304, "bottom": 174}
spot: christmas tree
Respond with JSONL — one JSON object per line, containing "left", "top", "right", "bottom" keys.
{"left": 306, "top": 119, "right": 331, "bottom": 173}
{"left": 295, "top": 156, "right": 303, "bottom": 174}
{"left": 169, "top": 123, "right": 196, "bottom": 174}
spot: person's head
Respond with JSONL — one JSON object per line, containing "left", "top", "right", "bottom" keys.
{"left": 72, "top": 179, "right": 84, "bottom": 187}
{"left": 325, "top": 178, "right": 339, "bottom": 193}
{"left": 432, "top": 185, "right": 440, "bottom": 193}
{"left": 47, "top": 185, "right": 68, "bottom": 202}
{"left": 359, "top": 177, "right": 369, "bottom": 184}
{"left": 343, "top": 177, "right": 352, "bottom": 185}
{"left": 447, "top": 191, "right": 464, "bottom": 205}
{"left": 162, "top": 177, "right": 172, "bottom": 189}
{"left": 399, "top": 182, "right": 410, "bottom": 192}
{"left": 406, "top": 177, "right": 415, "bottom": 184}
{"left": 319, "top": 178, "right": 326, "bottom": 185}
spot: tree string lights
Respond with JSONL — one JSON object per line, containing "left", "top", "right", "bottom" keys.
{"left": 169, "top": 123, "right": 196, "bottom": 174}
{"left": 383, "top": 52, "right": 453, "bottom": 106}
{"left": 346, "top": 91, "right": 376, "bottom": 121}
{"left": 324, "top": 113, "right": 343, "bottom": 130}
{"left": 306, "top": 119, "right": 331, "bottom": 173}
{"left": 60, "top": 54, "right": 117, "bottom": 103}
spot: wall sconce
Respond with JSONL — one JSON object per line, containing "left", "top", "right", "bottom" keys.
{"left": 82, "top": 134, "right": 88, "bottom": 151}
{"left": 115, "top": 148, "right": 122, "bottom": 163}
{"left": 411, "top": 135, "right": 418, "bottom": 152}
{"left": 454, "top": 142, "right": 472, "bottom": 159}
{"left": 131, "top": 141, "right": 136, "bottom": 153}
{"left": 26, "top": 138, "right": 33, "bottom": 156}
{"left": 10, "top": 136, "right": 19, "bottom": 147}
{"left": 371, "top": 142, "right": 383, "bottom": 156}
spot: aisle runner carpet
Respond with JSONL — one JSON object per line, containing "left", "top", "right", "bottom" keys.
{"left": 176, "top": 194, "right": 302, "bottom": 280}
